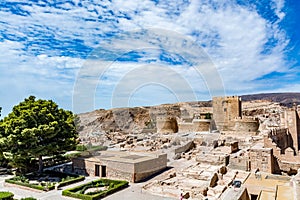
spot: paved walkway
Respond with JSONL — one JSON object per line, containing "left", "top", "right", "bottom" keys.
{"left": 105, "top": 182, "right": 176, "bottom": 200}
{"left": 0, "top": 175, "right": 176, "bottom": 200}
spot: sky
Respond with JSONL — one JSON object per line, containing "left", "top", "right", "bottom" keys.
{"left": 0, "top": 0, "right": 300, "bottom": 117}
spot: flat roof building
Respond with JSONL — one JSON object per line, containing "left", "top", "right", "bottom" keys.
{"left": 72, "top": 151, "right": 167, "bottom": 183}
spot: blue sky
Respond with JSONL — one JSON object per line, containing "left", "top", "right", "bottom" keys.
{"left": 0, "top": 0, "right": 299, "bottom": 117}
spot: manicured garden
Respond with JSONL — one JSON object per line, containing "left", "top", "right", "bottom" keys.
{"left": 0, "top": 191, "right": 14, "bottom": 200}
{"left": 0, "top": 191, "right": 37, "bottom": 200}
{"left": 5, "top": 170, "right": 84, "bottom": 191}
{"left": 62, "top": 179, "right": 129, "bottom": 200}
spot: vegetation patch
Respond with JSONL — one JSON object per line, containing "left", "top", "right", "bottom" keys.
{"left": 0, "top": 191, "right": 14, "bottom": 200}
{"left": 62, "top": 179, "right": 128, "bottom": 200}
{"left": 5, "top": 171, "right": 84, "bottom": 191}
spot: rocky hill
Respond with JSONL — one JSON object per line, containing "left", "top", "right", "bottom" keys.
{"left": 241, "top": 93, "right": 300, "bottom": 107}
{"left": 77, "top": 93, "right": 300, "bottom": 143}
{"left": 77, "top": 101, "right": 211, "bottom": 143}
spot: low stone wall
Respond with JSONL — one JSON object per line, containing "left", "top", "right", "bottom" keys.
{"left": 196, "top": 154, "right": 229, "bottom": 166}
{"left": 193, "top": 120, "right": 211, "bottom": 132}
{"left": 174, "top": 141, "right": 195, "bottom": 154}
{"left": 178, "top": 119, "right": 211, "bottom": 132}
{"left": 178, "top": 123, "right": 194, "bottom": 133}
{"left": 232, "top": 119, "right": 259, "bottom": 132}
{"left": 278, "top": 161, "right": 300, "bottom": 173}
{"left": 228, "top": 156, "right": 249, "bottom": 171}
{"left": 249, "top": 148, "right": 273, "bottom": 173}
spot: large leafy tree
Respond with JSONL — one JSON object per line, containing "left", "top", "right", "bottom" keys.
{"left": 0, "top": 96, "right": 78, "bottom": 173}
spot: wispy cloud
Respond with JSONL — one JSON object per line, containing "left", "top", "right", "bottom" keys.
{"left": 0, "top": 0, "right": 296, "bottom": 117}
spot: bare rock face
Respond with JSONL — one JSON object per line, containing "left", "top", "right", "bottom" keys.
{"left": 77, "top": 101, "right": 211, "bottom": 142}
{"left": 77, "top": 95, "right": 294, "bottom": 144}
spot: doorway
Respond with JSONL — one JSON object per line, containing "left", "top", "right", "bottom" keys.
{"left": 101, "top": 165, "right": 106, "bottom": 177}
{"left": 95, "top": 164, "right": 100, "bottom": 176}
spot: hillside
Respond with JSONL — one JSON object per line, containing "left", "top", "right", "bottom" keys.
{"left": 77, "top": 101, "right": 211, "bottom": 144}
{"left": 241, "top": 93, "right": 300, "bottom": 107}
{"left": 77, "top": 93, "right": 300, "bottom": 144}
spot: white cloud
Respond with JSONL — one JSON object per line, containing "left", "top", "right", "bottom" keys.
{"left": 0, "top": 0, "right": 295, "bottom": 116}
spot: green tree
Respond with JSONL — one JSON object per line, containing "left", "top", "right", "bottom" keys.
{"left": 0, "top": 96, "right": 78, "bottom": 173}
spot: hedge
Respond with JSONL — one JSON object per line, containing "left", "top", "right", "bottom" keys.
{"left": 62, "top": 179, "right": 129, "bottom": 200}
{"left": 58, "top": 175, "right": 85, "bottom": 187}
{"left": 0, "top": 191, "right": 14, "bottom": 200}
{"left": 5, "top": 174, "right": 84, "bottom": 191}
{"left": 4, "top": 179, "right": 46, "bottom": 191}
{"left": 76, "top": 145, "right": 87, "bottom": 151}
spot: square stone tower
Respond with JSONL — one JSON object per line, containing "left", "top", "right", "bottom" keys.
{"left": 212, "top": 96, "right": 242, "bottom": 131}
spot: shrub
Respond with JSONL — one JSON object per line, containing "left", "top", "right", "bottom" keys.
{"left": 87, "top": 146, "right": 108, "bottom": 152}
{"left": 5, "top": 179, "right": 45, "bottom": 191}
{"left": 64, "top": 152, "right": 82, "bottom": 160}
{"left": 58, "top": 175, "right": 85, "bottom": 188}
{"left": 0, "top": 191, "right": 14, "bottom": 200}
{"left": 20, "top": 198, "right": 37, "bottom": 200}
{"left": 62, "top": 179, "right": 128, "bottom": 200}
{"left": 76, "top": 145, "right": 87, "bottom": 151}
{"left": 5, "top": 173, "right": 84, "bottom": 191}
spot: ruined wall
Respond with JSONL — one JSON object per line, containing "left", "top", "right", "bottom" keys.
{"left": 249, "top": 147, "right": 274, "bottom": 173}
{"left": 174, "top": 141, "right": 195, "bottom": 154}
{"left": 177, "top": 123, "right": 195, "bottom": 133}
{"left": 192, "top": 119, "right": 211, "bottom": 132}
{"left": 178, "top": 119, "right": 211, "bottom": 132}
{"left": 232, "top": 119, "right": 259, "bottom": 132}
{"left": 280, "top": 109, "right": 300, "bottom": 153}
{"left": 263, "top": 129, "right": 300, "bottom": 173}
{"left": 156, "top": 117, "right": 178, "bottom": 133}
{"left": 264, "top": 128, "right": 292, "bottom": 153}
{"left": 196, "top": 153, "right": 229, "bottom": 166}
{"left": 228, "top": 156, "right": 249, "bottom": 171}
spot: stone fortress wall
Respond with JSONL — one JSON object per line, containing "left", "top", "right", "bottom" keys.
{"left": 212, "top": 96, "right": 259, "bottom": 133}
{"left": 156, "top": 96, "right": 259, "bottom": 134}
{"left": 212, "top": 96, "right": 241, "bottom": 131}
{"left": 261, "top": 106, "right": 300, "bottom": 173}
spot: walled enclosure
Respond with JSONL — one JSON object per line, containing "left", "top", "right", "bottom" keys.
{"left": 260, "top": 108, "right": 300, "bottom": 173}
{"left": 73, "top": 151, "right": 167, "bottom": 183}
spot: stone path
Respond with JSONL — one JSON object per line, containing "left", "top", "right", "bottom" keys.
{"left": 105, "top": 182, "right": 177, "bottom": 200}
